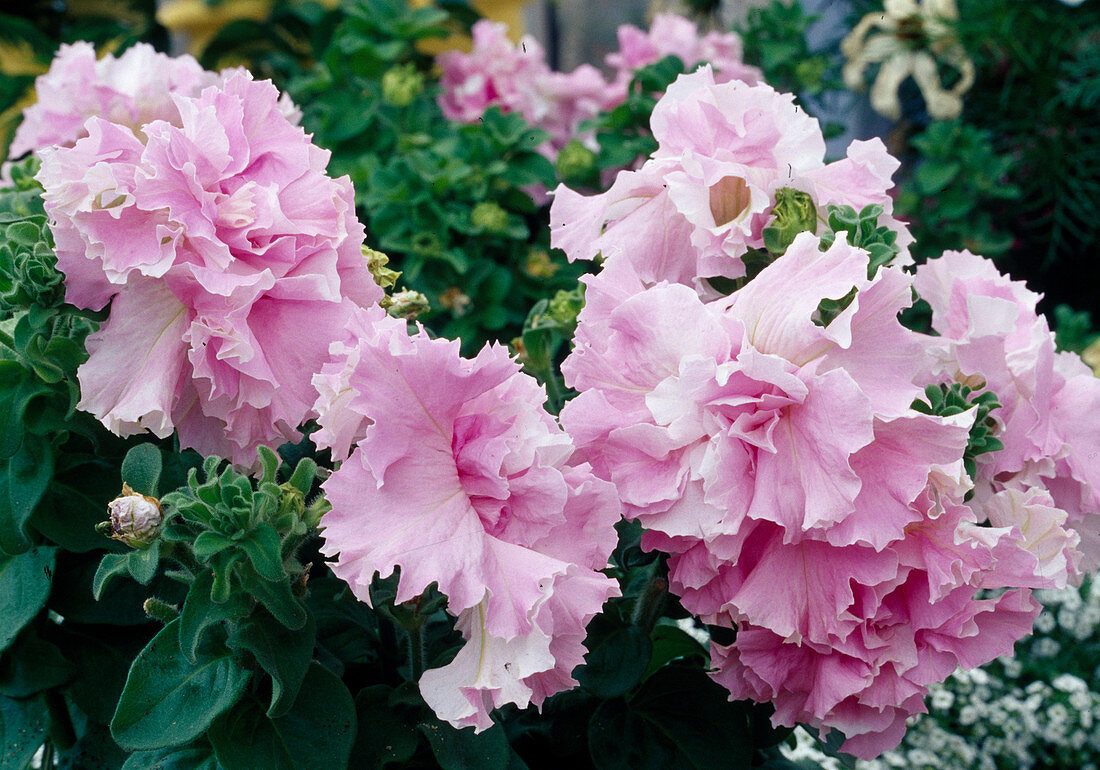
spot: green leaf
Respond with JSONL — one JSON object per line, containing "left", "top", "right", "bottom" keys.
{"left": 576, "top": 626, "right": 652, "bottom": 698}
{"left": 0, "top": 433, "right": 53, "bottom": 555}
{"left": 92, "top": 553, "right": 131, "bottom": 600}
{"left": 643, "top": 623, "right": 708, "bottom": 680}
{"left": 59, "top": 721, "right": 129, "bottom": 770}
{"left": 285, "top": 457, "right": 317, "bottom": 496}
{"left": 419, "top": 718, "right": 511, "bottom": 770}
{"left": 242, "top": 569, "right": 307, "bottom": 630}
{"left": 192, "top": 530, "right": 233, "bottom": 558}
{"left": 237, "top": 523, "right": 285, "bottom": 581}
{"left": 914, "top": 160, "right": 962, "bottom": 195}
{"left": 0, "top": 692, "right": 49, "bottom": 770}
{"left": 57, "top": 623, "right": 144, "bottom": 726}
{"left": 31, "top": 480, "right": 113, "bottom": 553}
{"left": 588, "top": 699, "right": 674, "bottom": 770}
{"left": 588, "top": 666, "right": 754, "bottom": 769}
{"left": 227, "top": 608, "right": 316, "bottom": 717}
{"left": 351, "top": 686, "right": 421, "bottom": 768}
{"left": 111, "top": 618, "right": 250, "bottom": 751}
{"left": 122, "top": 745, "right": 219, "bottom": 770}
{"left": 121, "top": 443, "right": 163, "bottom": 498}
{"left": 0, "top": 627, "right": 75, "bottom": 697}
{"left": 179, "top": 570, "right": 250, "bottom": 664}
{"left": 0, "top": 546, "right": 54, "bottom": 651}
{"left": 208, "top": 663, "right": 356, "bottom": 770}
{"left": 126, "top": 541, "right": 161, "bottom": 585}
{"left": 630, "top": 666, "right": 753, "bottom": 768}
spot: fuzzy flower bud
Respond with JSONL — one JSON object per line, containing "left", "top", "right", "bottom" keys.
{"left": 470, "top": 202, "right": 510, "bottom": 235}
{"left": 763, "top": 187, "right": 818, "bottom": 256}
{"left": 382, "top": 63, "right": 426, "bottom": 107}
{"left": 107, "top": 483, "right": 163, "bottom": 547}
{"left": 384, "top": 289, "right": 431, "bottom": 320}
{"left": 524, "top": 249, "right": 560, "bottom": 279}
{"left": 556, "top": 140, "right": 596, "bottom": 182}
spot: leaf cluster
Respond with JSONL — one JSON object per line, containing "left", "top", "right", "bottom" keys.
{"left": 911, "top": 383, "right": 1004, "bottom": 479}
{"left": 896, "top": 120, "right": 1020, "bottom": 261}
{"left": 289, "top": 1, "right": 582, "bottom": 352}
{"left": 736, "top": 0, "right": 839, "bottom": 99}
{"left": 583, "top": 55, "right": 689, "bottom": 175}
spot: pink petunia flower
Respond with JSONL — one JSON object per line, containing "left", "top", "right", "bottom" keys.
{"left": 606, "top": 13, "right": 762, "bottom": 88}
{"left": 437, "top": 21, "right": 621, "bottom": 160}
{"left": 10, "top": 42, "right": 218, "bottom": 160}
{"left": 559, "top": 232, "right": 1062, "bottom": 757}
{"left": 550, "top": 67, "right": 911, "bottom": 297}
{"left": 37, "top": 71, "right": 379, "bottom": 464}
{"left": 313, "top": 308, "right": 620, "bottom": 730}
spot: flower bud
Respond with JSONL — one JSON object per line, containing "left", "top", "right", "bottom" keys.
{"left": 524, "top": 249, "right": 559, "bottom": 279}
{"left": 470, "top": 202, "right": 510, "bottom": 235}
{"left": 382, "top": 63, "right": 426, "bottom": 107}
{"left": 763, "top": 187, "right": 818, "bottom": 256}
{"left": 384, "top": 289, "right": 431, "bottom": 320}
{"left": 108, "top": 483, "right": 163, "bottom": 547}
{"left": 556, "top": 140, "right": 596, "bottom": 182}
{"left": 1083, "top": 337, "right": 1100, "bottom": 377}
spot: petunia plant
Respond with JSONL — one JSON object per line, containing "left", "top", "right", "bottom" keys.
{"left": 2, "top": 7, "right": 1100, "bottom": 769}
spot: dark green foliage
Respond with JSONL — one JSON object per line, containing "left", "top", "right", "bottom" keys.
{"left": 911, "top": 383, "right": 1004, "bottom": 479}
{"left": 1054, "top": 304, "right": 1098, "bottom": 354}
{"left": 585, "top": 55, "right": 688, "bottom": 174}
{"left": 737, "top": 0, "right": 839, "bottom": 99}
{"left": 817, "top": 203, "right": 902, "bottom": 279}
{"left": 290, "top": 0, "right": 580, "bottom": 352}
{"left": 895, "top": 121, "right": 1020, "bottom": 261}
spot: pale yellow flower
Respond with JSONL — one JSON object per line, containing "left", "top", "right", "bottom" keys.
{"left": 842, "top": 0, "right": 975, "bottom": 120}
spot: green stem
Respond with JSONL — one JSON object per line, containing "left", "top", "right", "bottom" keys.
{"left": 541, "top": 367, "right": 566, "bottom": 415}
{"left": 631, "top": 563, "right": 669, "bottom": 634}
{"left": 44, "top": 690, "right": 75, "bottom": 752}
{"left": 408, "top": 622, "right": 427, "bottom": 681}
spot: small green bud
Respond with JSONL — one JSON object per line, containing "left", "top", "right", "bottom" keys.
{"left": 384, "top": 289, "right": 430, "bottom": 320}
{"left": 364, "top": 246, "right": 400, "bottom": 291}
{"left": 143, "top": 597, "right": 179, "bottom": 624}
{"left": 763, "top": 188, "right": 818, "bottom": 255}
{"left": 556, "top": 140, "right": 596, "bottom": 181}
{"left": 547, "top": 286, "right": 585, "bottom": 332}
{"left": 381, "top": 63, "right": 425, "bottom": 107}
{"left": 470, "top": 202, "right": 511, "bottom": 235}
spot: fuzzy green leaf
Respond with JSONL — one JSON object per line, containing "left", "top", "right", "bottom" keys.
{"left": 111, "top": 619, "right": 250, "bottom": 751}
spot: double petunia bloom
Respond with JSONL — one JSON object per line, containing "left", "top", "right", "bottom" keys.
{"left": 37, "top": 72, "right": 378, "bottom": 464}
{"left": 550, "top": 66, "right": 1100, "bottom": 757}
{"left": 313, "top": 307, "right": 621, "bottom": 729}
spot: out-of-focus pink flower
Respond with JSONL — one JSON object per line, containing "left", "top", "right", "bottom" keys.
{"left": 607, "top": 13, "right": 762, "bottom": 87}
{"left": 314, "top": 309, "right": 620, "bottom": 730}
{"left": 38, "top": 72, "right": 379, "bottom": 465}
{"left": 559, "top": 232, "right": 1059, "bottom": 757}
{"left": 437, "top": 21, "right": 621, "bottom": 159}
{"left": 10, "top": 42, "right": 217, "bottom": 159}
{"left": 550, "top": 67, "right": 911, "bottom": 296}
